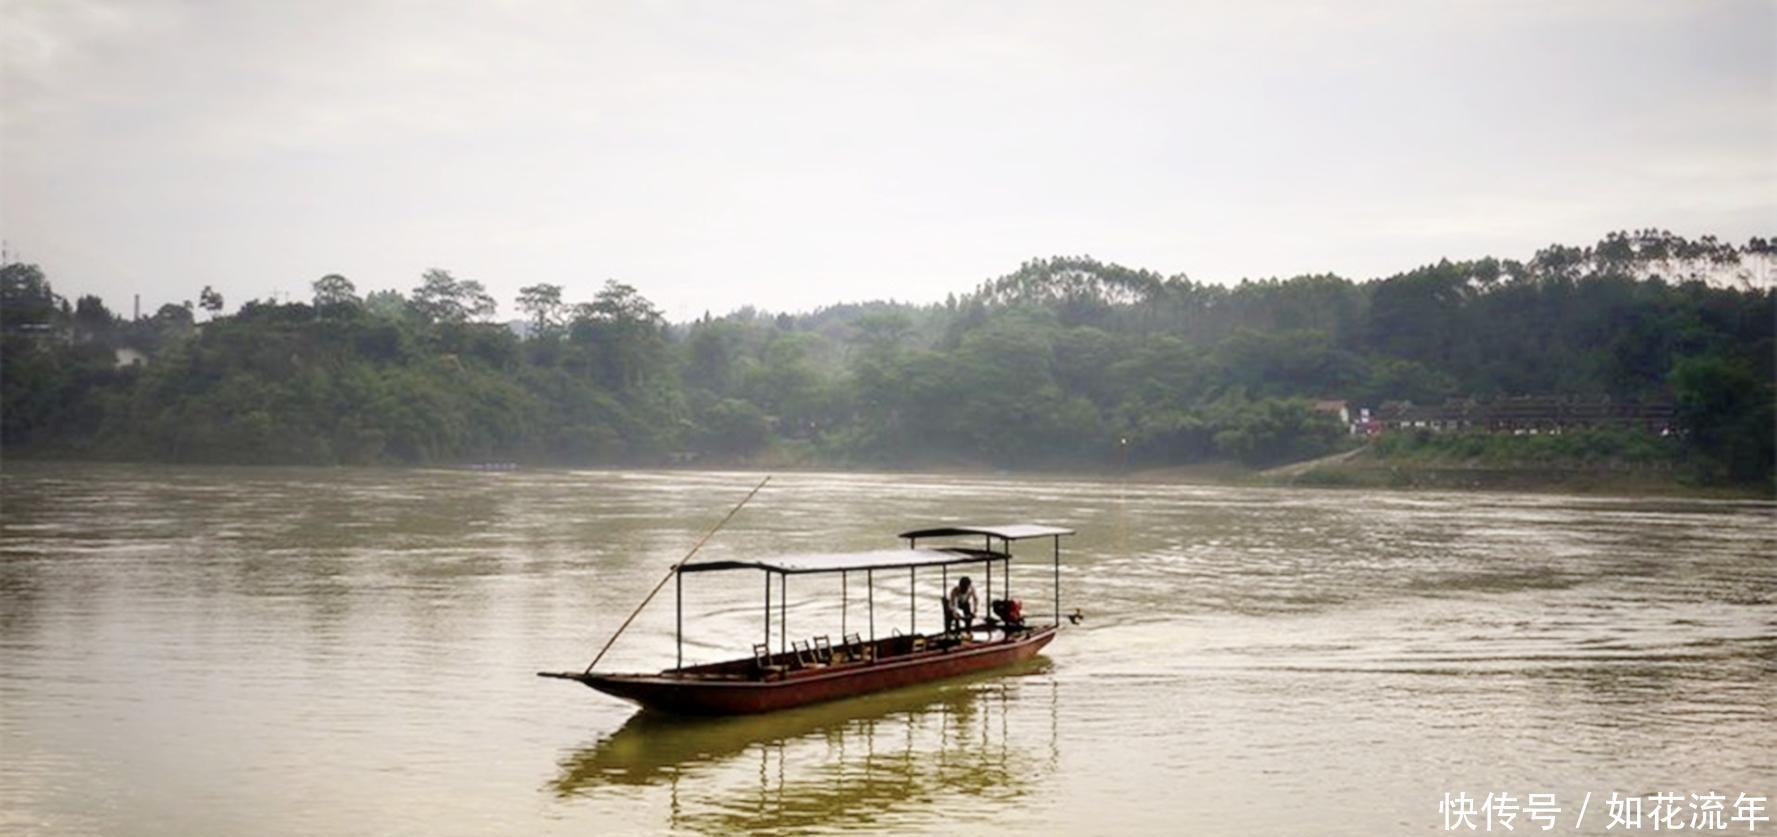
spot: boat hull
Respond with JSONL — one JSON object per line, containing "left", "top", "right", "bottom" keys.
{"left": 567, "top": 627, "right": 1056, "bottom": 715}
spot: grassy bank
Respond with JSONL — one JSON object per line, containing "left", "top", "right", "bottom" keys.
{"left": 1276, "top": 429, "right": 1772, "bottom": 498}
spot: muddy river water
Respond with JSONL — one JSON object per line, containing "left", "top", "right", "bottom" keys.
{"left": 2, "top": 464, "right": 1772, "bottom": 835}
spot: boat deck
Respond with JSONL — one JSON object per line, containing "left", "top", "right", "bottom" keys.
{"left": 668, "top": 628, "right": 1007, "bottom": 683}
{"left": 546, "top": 626, "right": 1056, "bottom": 714}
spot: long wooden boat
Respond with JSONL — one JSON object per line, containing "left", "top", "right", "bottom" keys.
{"left": 541, "top": 524, "right": 1075, "bottom": 715}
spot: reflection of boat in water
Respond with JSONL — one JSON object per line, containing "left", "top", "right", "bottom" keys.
{"left": 552, "top": 660, "right": 1059, "bottom": 834}
{"left": 541, "top": 524, "right": 1076, "bottom": 715}
{"left": 555, "top": 658, "right": 1053, "bottom": 788}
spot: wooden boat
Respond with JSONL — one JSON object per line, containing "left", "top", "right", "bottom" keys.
{"left": 540, "top": 524, "right": 1075, "bottom": 715}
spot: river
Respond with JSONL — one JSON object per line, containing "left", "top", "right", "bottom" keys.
{"left": 1, "top": 463, "right": 1772, "bottom": 835}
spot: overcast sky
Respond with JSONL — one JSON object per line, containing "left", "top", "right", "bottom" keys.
{"left": 3, "top": 1, "right": 1772, "bottom": 320}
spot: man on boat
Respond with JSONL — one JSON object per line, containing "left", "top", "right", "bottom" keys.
{"left": 944, "top": 576, "right": 978, "bottom": 634}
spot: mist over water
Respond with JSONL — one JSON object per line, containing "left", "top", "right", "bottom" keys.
{"left": 2, "top": 463, "right": 1772, "bottom": 836}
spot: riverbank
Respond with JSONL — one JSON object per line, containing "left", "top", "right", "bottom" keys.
{"left": 6, "top": 444, "right": 1771, "bottom": 500}
{"left": 1256, "top": 443, "right": 1772, "bottom": 500}
{"left": 634, "top": 450, "right": 1776, "bottom": 500}
{"left": 736, "top": 436, "right": 1774, "bottom": 499}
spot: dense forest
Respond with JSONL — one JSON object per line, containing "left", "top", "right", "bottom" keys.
{"left": 2, "top": 230, "right": 1773, "bottom": 485}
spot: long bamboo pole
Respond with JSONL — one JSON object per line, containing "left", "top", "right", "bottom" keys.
{"left": 582, "top": 475, "right": 771, "bottom": 675}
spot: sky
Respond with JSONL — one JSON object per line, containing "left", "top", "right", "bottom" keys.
{"left": 2, "top": 0, "right": 1773, "bottom": 320}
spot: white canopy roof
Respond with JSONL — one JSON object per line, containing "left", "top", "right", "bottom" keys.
{"left": 678, "top": 547, "right": 1005, "bottom": 576}
{"left": 898, "top": 524, "right": 1075, "bottom": 541}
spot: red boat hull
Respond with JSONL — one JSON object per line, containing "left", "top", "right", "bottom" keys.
{"left": 564, "top": 627, "right": 1056, "bottom": 715}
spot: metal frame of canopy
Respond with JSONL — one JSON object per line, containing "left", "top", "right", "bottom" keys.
{"left": 668, "top": 525, "right": 1074, "bottom": 671}
{"left": 901, "top": 524, "right": 1075, "bottom": 635}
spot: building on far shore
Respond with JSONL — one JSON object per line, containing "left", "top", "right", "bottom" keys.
{"left": 1311, "top": 399, "right": 1351, "bottom": 426}
{"left": 1367, "top": 395, "right": 1677, "bottom": 436}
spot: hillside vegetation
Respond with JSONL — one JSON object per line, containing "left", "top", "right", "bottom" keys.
{"left": 2, "top": 230, "right": 1771, "bottom": 487}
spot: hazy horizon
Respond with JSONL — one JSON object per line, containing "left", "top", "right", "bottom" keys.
{"left": 5, "top": 1, "right": 1773, "bottom": 320}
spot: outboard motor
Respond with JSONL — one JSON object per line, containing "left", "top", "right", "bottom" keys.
{"left": 990, "top": 598, "right": 1025, "bottom": 629}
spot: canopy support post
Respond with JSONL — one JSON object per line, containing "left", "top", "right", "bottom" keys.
{"left": 780, "top": 573, "right": 787, "bottom": 655}
{"left": 1005, "top": 552, "right": 1012, "bottom": 601}
{"left": 867, "top": 569, "right": 875, "bottom": 651}
{"left": 841, "top": 571, "right": 847, "bottom": 637}
{"left": 764, "top": 571, "right": 771, "bottom": 651}
{"left": 909, "top": 566, "right": 916, "bottom": 635}
{"left": 986, "top": 560, "right": 992, "bottom": 607}
{"left": 675, "top": 569, "right": 683, "bottom": 671}
{"left": 1053, "top": 534, "right": 1061, "bottom": 627}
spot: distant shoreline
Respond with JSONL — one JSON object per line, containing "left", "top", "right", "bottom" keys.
{"left": 1270, "top": 461, "right": 1771, "bottom": 500}
{"left": 6, "top": 450, "right": 1771, "bottom": 502}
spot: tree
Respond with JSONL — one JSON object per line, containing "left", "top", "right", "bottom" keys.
{"left": 1366, "top": 262, "right": 1472, "bottom": 367}
{"left": 581, "top": 280, "right": 662, "bottom": 325}
{"left": 1352, "top": 357, "right": 1457, "bottom": 406}
{"left": 695, "top": 398, "right": 771, "bottom": 455}
{"left": 1670, "top": 355, "right": 1775, "bottom": 483}
{"left": 1, "top": 262, "right": 62, "bottom": 334}
{"left": 684, "top": 320, "right": 742, "bottom": 394}
{"left": 850, "top": 311, "right": 913, "bottom": 353}
{"left": 411, "top": 268, "right": 496, "bottom": 324}
{"left": 363, "top": 289, "right": 408, "bottom": 319}
{"left": 1212, "top": 329, "right": 1366, "bottom": 398}
{"left": 743, "top": 333, "right": 828, "bottom": 437}
{"left": 461, "top": 281, "right": 497, "bottom": 322}
{"left": 516, "top": 283, "right": 565, "bottom": 338}
{"left": 72, "top": 295, "right": 116, "bottom": 344}
{"left": 569, "top": 281, "right": 666, "bottom": 391}
{"left": 1207, "top": 396, "right": 1345, "bottom": 466}
{"left": 312, "top": 274, "right": 360, "bottom": 307}
{"left": 199, "top": 286, "right": 225, "bottom": 318}
{"left": 149, "top": 302, "right": 196, "bottom": 345}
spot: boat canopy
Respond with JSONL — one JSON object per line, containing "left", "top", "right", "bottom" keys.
{"left": 898, "top": 524, "right": 1075, "bottom": 541}
{"left": 679, "top": 547, "right": 1003, "bottom": 576}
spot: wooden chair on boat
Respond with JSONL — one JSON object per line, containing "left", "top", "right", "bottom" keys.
{"left": 752, "top": 643, "right": 787, "bottom": 678}
{"left": 841, "top": 632, "right": 871, "bottom": 663}
{"left": 812, "top": 635, "right": 834, "bottom": 664}
{"left": 791, "top": 639, "right": 818, "bottom": 668}
{"left": 890, "top": 627, "right": 928, "bottom": 655}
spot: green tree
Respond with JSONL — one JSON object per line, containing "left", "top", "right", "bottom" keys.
{"left": 569, "top": 281, "right": 666, "bottom": 391}
{"left": 1, "top": 262, "right": 62, "bottom": 334}
{"left": 198, "top": 286, "right": 225, "bottom": 318}
{"left": 1670, "top": 355, "right": 1775, "bottom": 483}
{"left": 411, "top": 269, "right": 496, "bottom": 324}
{"left": 363, "top": 289, "right": 408, "bottom": 319}
{"left": 1206, "top": 396, "right": 1345, "bottom": 467}
{"left": 312, "top": 274, "right": 360, "bottom": 307}
{"left": 695, "top": 398, "right": 771, "bottom": 455}
{"left": 72, "top": 295, "right": 116, "bottom": 344}
{"left": 516, "top": 283, "right": 565, "bottom": 338}
{"left": 684, "top": 320, "right": 743, "bottom": 395}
